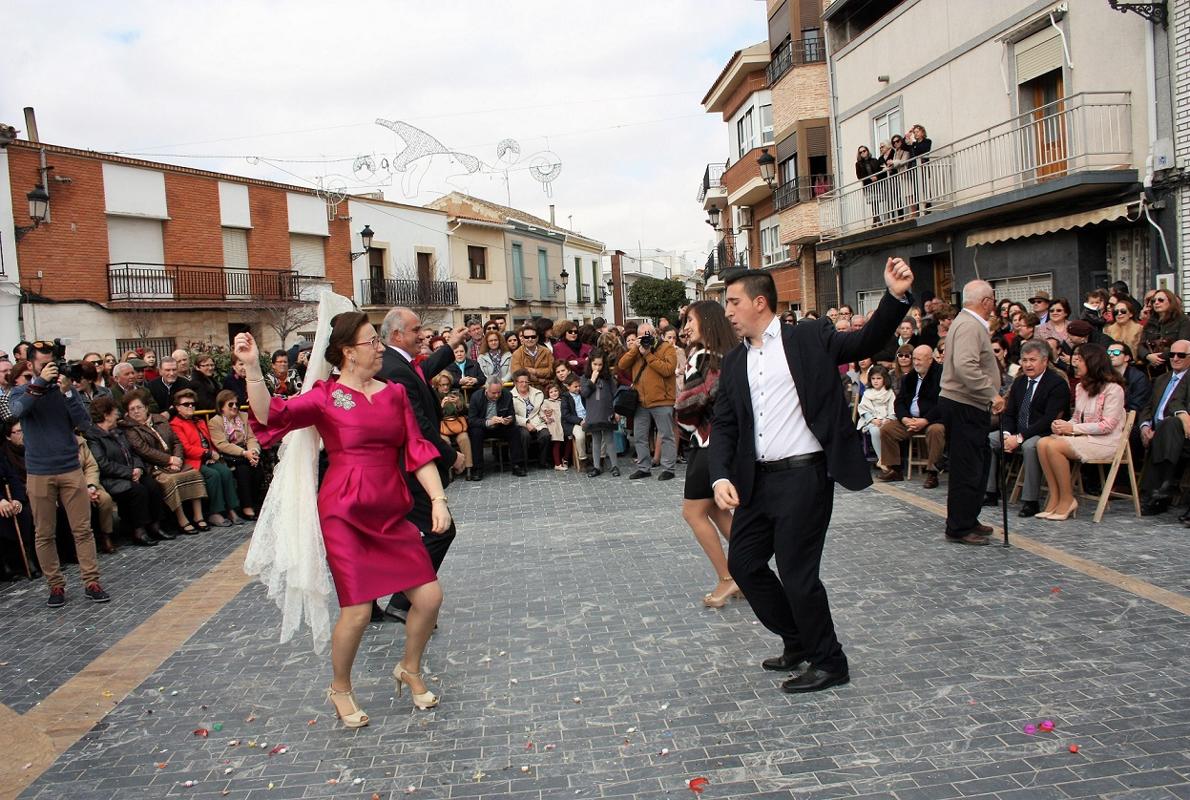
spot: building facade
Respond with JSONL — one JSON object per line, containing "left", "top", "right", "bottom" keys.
{"left": 818, "top": 0, "right": 1173, "bottom": 313}
{"left": 2, "top": 137, "right": 361, "bottom": 356}
{"left": 603, "top": 249, "right": 704, "bottom": 325}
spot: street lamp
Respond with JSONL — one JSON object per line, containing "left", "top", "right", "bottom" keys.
{"left": 15, "top": 184, "right": 50, "bottom": 240}
{"left": 757, "top": 148, "right": 777, "bottom": 189}
{"left": 553, "top": 266, "right": 570, "bottom": 294}
{"left": 350, "top": 224, "right": 374, "bottom": 261}
{"left": 706, "top": 204, "right": 722, "bottom": 230}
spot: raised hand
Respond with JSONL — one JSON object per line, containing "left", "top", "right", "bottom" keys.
{"left": 233, "top": 332, "right": 259, "bottom": 365}
{"left": 884, "top": 257, "right": 913, "bottom": 299}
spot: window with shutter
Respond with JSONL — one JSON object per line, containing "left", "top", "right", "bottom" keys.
{"left": 222, "top": 227, "right": 251, "bottom": 300}
{"left": 107, "top": 217, "right": 170, "bottom": 300}
{"left": 1015, "top": 27, "right": 1063, "bottom": 85}
{"left": 990, "top": 273, "right": 1053, "bottom": 305}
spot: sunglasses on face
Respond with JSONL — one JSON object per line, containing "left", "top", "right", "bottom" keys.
{"left": 1107, "top": 348, "right": 1124, "bottom": 356}
{"left": 897, "top": 354, "right": 911, "bottom": 359}
{"left": 176, "top": 401, "right": 195, "bottom": 407}
{"left": 1169, "top": 351, "right": 1190, "bottom": 359}
{"left": 1114, "top": 307, "right": 1129, "bottom": 314}
{"left": 522, "top": 334, "right": 537, "bottom": 340}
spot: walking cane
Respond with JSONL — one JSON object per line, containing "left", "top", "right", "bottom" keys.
{"left": 997, "top": 401, "right": 1010, "bottom": 547}
{"left": 3, "top": 484, "right": 34, "bottom": 578}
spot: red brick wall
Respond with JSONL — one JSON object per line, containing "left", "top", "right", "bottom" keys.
{"left": 9, "top": 147, "right": 110, "bottom": 302}
{"left": 163, "top": 172, "right": 222, "bottom": 265}
{"left": 246, "top": 186, "right": 291, "bottom": 269}
{"left": 723, "top": 150, "right": 762, "bottom": 196}
{"left": 720, "top": 72, "right": 768, "bottom": 121}
{"left": 326, "top": 208, "right": 353, "bottom": 296}
{"left": 772, "top": 263, "right": 803, "bottom": 307}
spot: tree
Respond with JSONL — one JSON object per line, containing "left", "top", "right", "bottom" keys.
{"left": 255, "top": 301, "right": 319, "bottom": 349}
{"left": 627, "top": 277, "right": 688, "bottom": 325}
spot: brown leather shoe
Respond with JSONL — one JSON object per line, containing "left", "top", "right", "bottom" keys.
{"left": 973, "top": 523, "right": 993, "bottom": 534}
{"left": 877, "top": 468, "right": 903, "bottom": 482}
{"left": 97, "top": 533, "right": 117, "bottom": 554}
{"left": 922, "top": 471, "right": 939, "bottom": 489}
{"left": 946, "top": 532, "right": 990, "bottom": 545}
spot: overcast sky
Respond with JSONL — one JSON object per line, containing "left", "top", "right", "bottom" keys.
{"left": 2, "top": 1, "right": 767, "bottom": 264}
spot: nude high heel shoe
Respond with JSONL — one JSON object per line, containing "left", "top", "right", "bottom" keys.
{"left": 326, "top": 687, "right": 369, "bottom": 728}
{"left": 393, "top": 663, "right": 439, "bottom": 710}
{"left": 703, "top": 576, "right": 742, "bottom": 608}
{"left": 1043, "top": 500, "right": 1078, "bottom": 521}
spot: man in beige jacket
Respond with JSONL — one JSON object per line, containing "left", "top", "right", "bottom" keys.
{"left": 939, "top": 280, "right": 1005, "bottom": 544}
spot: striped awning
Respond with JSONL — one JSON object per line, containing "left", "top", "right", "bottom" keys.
{"left": 966, "top": 201, "right": 1140, "bottom": 248}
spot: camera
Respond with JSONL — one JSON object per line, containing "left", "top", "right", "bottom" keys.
{"left": 639, "top": 334, "right": 656, "bottom": 350}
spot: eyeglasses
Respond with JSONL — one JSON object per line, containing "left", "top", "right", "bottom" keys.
{"left": 1114, "top": 307, "right": 1130, "bottom": 314}
{"left": 1154, "top": 297, "right": 1169, "bottom": 304}
{"left": 176, "top": 401, "right": 195, "bottom": 407}
{"left": 1170, "top": 351, "right": 1190, "bottom": 359}
{"left": 352, "top": 336, "right": 381, "bottom": 348}
{"left": 87, "top": 360, "right": 102, "bottom": 366}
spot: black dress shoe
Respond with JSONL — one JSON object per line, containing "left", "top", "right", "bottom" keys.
{"left": 762, "top": 651, "right": 809, "bottom": 672}
{"left": 1141, "top": 500, "right": 1170, "bottom": 517}
{"left": 512, "top": 466, "right": 527, "bottom": 477}
{"left": 130, "top": 529, "right": 159, "bottom": 547}
{"left": 982, "top": 492, "right": 1000, "bottom": 507}
{"left": 1018, "top": 501, "right": 1040, "bottom": 518}
{"left": 1179, "top": 508, "right": 1190, "bottom": 523}
{"left": 781, "top": 666, "right": 850, "bottom": 693}
{"left": 370, "top": 601, "right": 385, "bottom": 623}
{"left": 470, "top": 471, "right": 484, "bottom": 481}
{"left": 657, "top": 471, "right": 675, "bottom": 481}
{"left": 628, "top": 470, "right": 651, "bottom": 480}
{"left": 149, "top": 526, "right": 176, "bottom": 541}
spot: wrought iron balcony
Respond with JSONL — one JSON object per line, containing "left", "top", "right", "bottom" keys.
{"left": 577, "top": 284, "right": 592, "bottom": 303}
{"left": 360, "top": 278, "right": 459, "bottom": 307}
{"left": 818, "top": 92, "right": 1133, "bottom": 241}
{"left": 697, "top": 162, "right": 727, "bottom": 202}
{"left": 108, "top": 263, "right": 300, "bottom": 304}
{"left": 766, "top": 37, "right": 826, "bottom": 85}
{"left": 773, "top": 175, "right": 834, "bottom": 212}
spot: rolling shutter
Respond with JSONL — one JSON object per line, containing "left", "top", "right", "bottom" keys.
{"left": 289, "top": 234, "right": 325, "bottom": 278}
{"left": 1015, "top": 26, "right": 1063, "bottom": 84}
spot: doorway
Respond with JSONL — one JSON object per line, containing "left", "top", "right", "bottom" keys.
{"left": 227, "top": 322, "right": 252, "bottom": 349}
{"left": 369, "top": 248, "right": 386, "bottom": 306}
{"left": 1023, "top": 69, "right": 1067, "bottom": 180}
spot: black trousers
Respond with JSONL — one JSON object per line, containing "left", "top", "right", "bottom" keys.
{"left": 229, "top": 459, "right": 266, "bottom": 510}
{"left": 939, "top": 397, "right": 990, "bottom": 536}
{"left": 389, "top": 464, "right": 457, "bottom": 614}
{"left": 111, "top": 476, "right": 165, "bottom": 529}
{"left": 519, "top": 427, "right": 553, "bottom": 467}
{"left": 468, "top": 424, "right": 524, "bottom": 472}
{"left": 727, "top": 459, "right": 847, "bottom": 673}
{"left": 1141, "top": 417, "right": 1190, "bottom": 494}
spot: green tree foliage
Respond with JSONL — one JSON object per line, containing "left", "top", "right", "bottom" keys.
{"left": 627, "top": 277, "right": 688, "bottom": 325}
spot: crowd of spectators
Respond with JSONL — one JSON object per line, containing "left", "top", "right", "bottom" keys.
{"left": 3, "top": 277, "right": 1189, "bottom": 599}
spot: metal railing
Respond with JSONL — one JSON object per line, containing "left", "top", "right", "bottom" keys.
{"left": 766, "top": 37, "right": 826, "bottom": 85}
{"left": 359, "top": 278, "right": 459, "bottom": 307}
{"left": 697, "top": 162, "right": 727, "bottom": 202}
{"left": 108, "top": 263, "right": 300, "bottom": 303}
{"left": 577, "top": 285, "right": 591, "bottom": 303}
{"left": 819, "top": 92, "right": 1133, "bottom": 241}
{"left": 774, "top": 174, "right": 834, "bottom": 212}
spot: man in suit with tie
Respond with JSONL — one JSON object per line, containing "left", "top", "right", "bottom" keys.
{"left": 376, "top": 307, "right": 466, "bottom": 623}
{"left": 1137, "top": 339, "right": 1190, "bottom": 516}
{"left": 877, "top": 345, "right": 946, "bottom": 486}
{"left": 983, "top": 340, "right": 1071, "bottom": 518}
{"left": 709, "top": 258, "right": 913, "bottom": 694}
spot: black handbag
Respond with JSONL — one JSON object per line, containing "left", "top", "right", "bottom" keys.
{"left": 613, "top": 362, "right": 648, "bottom": 417}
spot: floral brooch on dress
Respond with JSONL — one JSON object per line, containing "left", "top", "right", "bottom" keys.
{"left": 331, "top": 388, "right": 356, "bottom": 410}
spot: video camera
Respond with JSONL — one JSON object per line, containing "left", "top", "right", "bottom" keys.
{"left": 638, "top": 334, "right": 657, "bottom": 351}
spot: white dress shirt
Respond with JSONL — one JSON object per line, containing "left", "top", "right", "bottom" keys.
{"left": 746, "top": 316, "right": 822, "bottom": 461}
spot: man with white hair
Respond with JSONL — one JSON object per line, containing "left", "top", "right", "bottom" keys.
{"left": 109, "top": 362, "right": 139, "bottom": 408}
{"left": 171, "top": 349, "right": 192, "bottom": 380}
{"left": 938, "top": 280, "right": 1004, "bottom": 544}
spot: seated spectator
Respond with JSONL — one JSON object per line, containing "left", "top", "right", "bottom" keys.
{"left": 1139, "top": 289, "right": 1190, "bottom": 377}
{"left": 878, "top": 344, "right": 946, "bottom": 487}
{"left": 1110, "top": 342, "right": 1152, "bottom": 415}
{"left": 71, "top": 360, "right": 112, "bottom": 412}
{"left": 85, "top": 396, "right": 169, "bottom": 548}
{"left": 890, "top": 345, "right": 915, "bottom": 391}
{"left": 552, "top": 320, "right": 592, "bottom": 374}
{"left": 431, "top": 372, "right": 473, "bottom": 481}
{"left": 918, "top": 306, "right": 954, "bottom": 349}
{"left": 171, "top": 349, "right": 193, "bottom": 381}
{"left": 77, "top": 433, "right": 121, "bottom": 551}
{"left": 1066, "top": 319, "right": 1113, "bottom": 349}
{"left": 1008, "top": 313, "right": 1041, "bottom": 365}
{"left": 264, "top": 351, "right": 298, "bottom": 397}
{"left": 121, "top": 390, "right": 207, "bottom": 534}
{"left": 553, "top": 360, "right": 575, "bottom": 388}
{"left": 444, "top": 342, "right": 484, "bottom": 392}
{"left": 560, "top": 374, "right": 588, "bottom": 469}
{"left": 477, "top": 331, "right": 511, "bottom": 384}
{"left": 503, "top": 330, "right": 520, "bottom": 352}
{"left": 856, "top": 365, "right": 896, "bottom": 468}
{"left": 511, "top": 369, "right": 550, "bottom": 468}
{"left": 509, "top": 326, "right": 554, "bottom": 389}
{"left": 1136, "top": 340, "right": 1190, "bottom": 516}
{"left": 109, "top": 361, "right": 140, "bottom": 409}
{"left": 540, "top": 382, "right": 569, "bottom": 470}
{"left": 991, "top": 338, "right": 1015, "bottom": 390}
{"left": 1105, "top": 297, "right": 1143, "bottom": 356}
{"left": 0, "top": 430, "right": 39, "bottom": 580}
{"left": 984, "top": 341, "right": 1071, "bottom": 518}
{"left": 222, "top": 357, "right": 249, "bottom": 406}
{"left": 208, "top": 390, "right": 264, "bottom": 520}
{"left": 1036, "top": 343, "right": 1126, "bottom": 521}
{"left": 1035, "top": 298, "right": 1073, "bottom": 345}
{"left": 466, "top": 376, "right": 525, "bottom": 479}
{"left": 142, "top": 349, "right": 160, "bottom": 382}
{"left": 169, "top": 389, "right": 242, "bottom": 528}
{"left": 147, "top": 356, "right": 191, "bottom": 411}
{"left": 189, "top": 354, "right": 221, "bottom": 412}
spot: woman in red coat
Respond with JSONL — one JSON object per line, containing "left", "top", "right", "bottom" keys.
{"left": 169, "top": 388, "right": 242, "bottom": 529}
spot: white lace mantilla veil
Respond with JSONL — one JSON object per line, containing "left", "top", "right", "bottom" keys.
{"left": 244, "top": 290, "right": 356, "bottom": 653}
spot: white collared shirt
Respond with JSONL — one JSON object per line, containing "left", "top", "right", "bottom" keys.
{"left": 388, "top": 344, "right": 415, "bottom": 363}
{"left": 962, "top": 307, "right": 991, "bottom": 331}
{"left": 746, "top": 316, "right": 822, "bottom": 462}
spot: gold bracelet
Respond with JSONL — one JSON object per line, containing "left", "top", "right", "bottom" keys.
{"left": 247, "top": 378, "right": 264, "bottom": 384}
{"left": 431, "top": 496, "right": 448, "bottom": 503}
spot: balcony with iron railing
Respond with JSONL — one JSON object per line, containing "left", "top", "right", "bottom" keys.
{"left": 818, "top": 92, "right": 1134, "bottom": 242}
{"left": 774, "top": 174, "right": 834, "bottom": 212}
{"left": 107, "top": 263, "right": 301, "bottom": 305}
{"left": 697, "top": 162, "right": 727, "bottom": 205}
{"left": 577, "top": 284, "right": 591, "bottom": 303}
{"left": 359, "top": 278, "right": 459, "bottom": 307}
{"left": 766, "top": 37, "right": 826, "bottom": 85}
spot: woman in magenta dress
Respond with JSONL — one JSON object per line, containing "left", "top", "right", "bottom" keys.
{"left": 235, "top": 311, "right": 451, "bottom": 728}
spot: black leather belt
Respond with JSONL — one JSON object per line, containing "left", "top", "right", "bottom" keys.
{"left": 756, "top": 452, "right": 824, "bottom": 472}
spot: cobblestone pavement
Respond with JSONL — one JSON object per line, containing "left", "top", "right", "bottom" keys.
{"left": 5, "top": 462, "right": 1189, "bottom": 800}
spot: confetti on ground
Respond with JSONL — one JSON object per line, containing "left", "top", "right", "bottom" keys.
{"left": 1040, "top": 720, "right": 1055, "bottom": 732}
{"left": 521, "top": 766, "right": 530, "bottom": 773}
{"left": 544, "top": 744, "right": 556, "bottom": 751}
{"left": 572, "top": 697, "right": 581, "bottom": 704}
{"left": 405, "top": 787, "right": 416, "bottom": 795}
{"left": 227, "top": 740, "right": 239, "bottom": 747}
{"left": 472, "top": 769, "right": 486, "bottom": 782}
{"left": 1069, "top": 744, "right": 1080, "bottom": 753}
{"left": 224, "top": 768, "right": 233, "bottom": 775}
{"left": 170, "top": 690, "right": 179, "bottom": 696}
{"left": 687, "top": 777, "right": 709, "bottom": 794}
{"left": 268, "top": 745, "right": 289, "bottom": 756}
{"left": 353, "top": 777, "right": 364, "bottom": 785}
{"left": 325, "top": 779, "right": 339, "bottom": 785}
{"left": 102, "top": 690, "right": 113, "bottom": 698}
{"left": 212, "top": 722, "right": 223, "bottom": 732}
{"left": 155, "top": 762, "right": 167, "bottom": 769}
{"left": 307, "top": 719, "right": 317, "bottom": 726}
{"left": 1051, "top": 587, "right": 1061, "bottom": 593}
{"left": 267, "top": 782, "right": 274, "bottom": 789}
{"left": 192, "top": 729, "right": 209, "bottom": 738}
{"left": 182, "top": 780, "right": 196, "bottom": 788}
{"left": 659, "top": 748, "right": 670, "bottom": 755}
{"left": 245, "top": 714, "right": 257, "bottom": 722}
{"left": 1024, "top": 723, "right": 1037, "bottom": 735}
{"left": 660, "top": 703, "right": 669, "bottom": 710}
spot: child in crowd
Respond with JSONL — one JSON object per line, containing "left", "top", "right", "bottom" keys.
{"left": 580, "top": 351, "right": 619, "bottom": 476}
{"left": 541, "top": 383, "right": 568, "bottom": 470}
{"left": 856, "top": 365, "right": 896, "bottom": 468}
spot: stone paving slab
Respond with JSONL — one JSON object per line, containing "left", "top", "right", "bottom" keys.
{"left": 13, "top": 466, "right": 1190, "bottom": 800}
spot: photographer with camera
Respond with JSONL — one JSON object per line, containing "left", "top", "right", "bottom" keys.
{"left": 617, "top": 322, "right": 679, "bottom": 481}
{"left": 9, "top": 341, "right": 110, "bottom": 607}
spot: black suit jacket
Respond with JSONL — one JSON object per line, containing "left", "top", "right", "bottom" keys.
{"left": 468, "top": 388, "right": 515, "bottom": 430}
{"left": 377, "top": 345, "right": 455, "bottom": 483}
{"left": 1139, "top": 368, "right": 1190, "bottom": 427}
{"left": 147, "top": 376, "right": 191, "bottom": 412}
{"left": 1123, "top": 365, "right": 1152, "bottom": 413}
{"left": 893, "top": 362, "right": 942, "bottom": 423}
{"left": 709, "top": 291, "right": 909, "bottom": 504}
{"left": 1002, "top": 369, "right": 1070, "bottom": 439}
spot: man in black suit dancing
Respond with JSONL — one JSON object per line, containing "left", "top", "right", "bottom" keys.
{"left": 709, "top": 258, "right": 913, "bottom": 693}
{"left": 376, "top": 307, "right": 466, "bottom": 623}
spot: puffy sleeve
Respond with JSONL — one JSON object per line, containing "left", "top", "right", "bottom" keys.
{"left": 253, "top": 380, "right": 329, "bottom": 449}
{"left": 393, "top": 382, "right": 441, "bottom": 473}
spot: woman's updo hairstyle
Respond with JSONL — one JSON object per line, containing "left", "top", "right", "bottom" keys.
{"left": 325, "top": 311, "right": 372, "bottom": 369}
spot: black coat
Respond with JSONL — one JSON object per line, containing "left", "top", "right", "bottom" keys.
{"left": 560, "top": 391, "right": 584, "bottom": 428}
{"left": 147, "top": 376, "right": 191, "bottom": 413}
{"left": 1001, "top": 369, "right": 1071, "bottom": 439}
{"left": 468, "top": 388, "right": 516, "bottom": 430}
{"left": 444, "top": 359, "right": 485, "bottom": 389}
{"left": 85, "top": 426, "right": 146, "bottom": 495}
{"left": 377, "top": 346, "right": 455, "bottom": 479}
{"left": 1123, "top": 364, "right": 1152, "bottom": 412}
{"left": 856, "top": 157, "right": 883, "bottom": 185}
{"left": 893, "top": 361, "right": 943, "bottom": 423}
{"left": 709, "top": 291, "right": 908, "bottom": 504}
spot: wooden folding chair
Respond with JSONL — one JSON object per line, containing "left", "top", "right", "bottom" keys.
{"left": 1072, "top": 410, "right": 1141, "bottom": 523}
{"left": 906, "top": 433, "right": 929, "bottom": 480}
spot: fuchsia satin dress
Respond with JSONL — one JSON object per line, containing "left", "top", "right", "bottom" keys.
{"left": 255, "top": 379, "right": 441, "bottom": 606}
